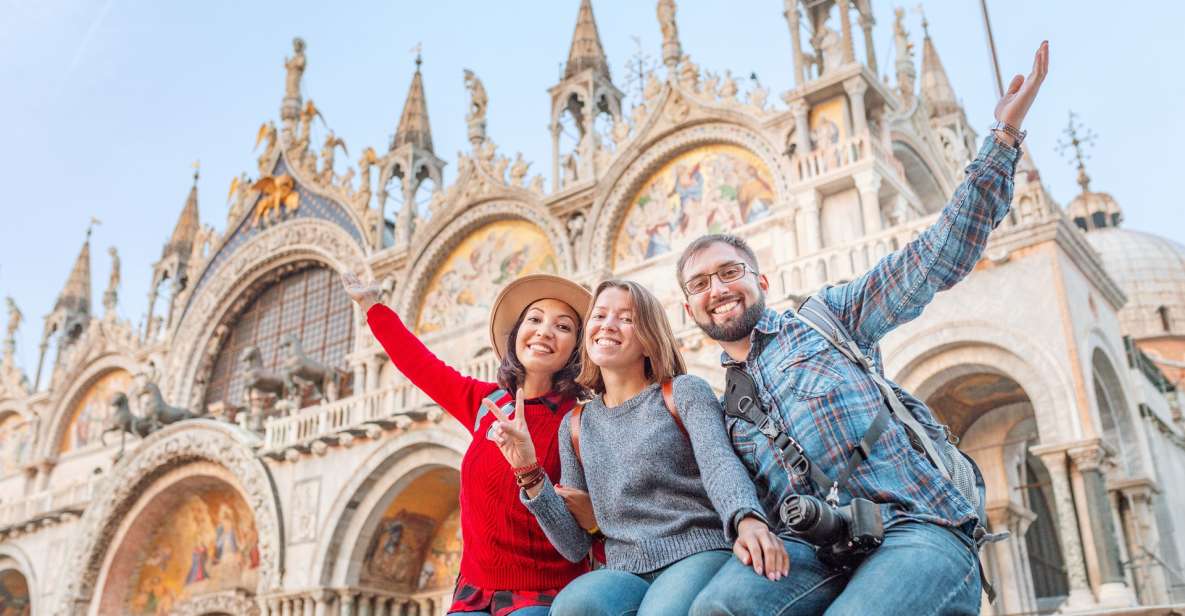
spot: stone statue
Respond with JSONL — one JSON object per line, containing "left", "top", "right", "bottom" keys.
{"left": 103, "top": 246, "right": 120, "bottom": 313}
{"left": 320, "top": 131, "right": 348, "bottom": 184}
{"left": 893, "top": 7, "right": 916, "bottom": 99}
{"left": 817, "top": 22, "right": 843, "bottom": 76}
{"left": 464, "top": 69, "right": 488, "bottom": 123}
{"left": 285, "top": 37, "right": 307, "bottom": 100}
{"left": 139, "top": 381, "right": 200, "bottom": 426}
{"left": 656, "top": 0, "right": 681, "bottom": 67}
{"left": 719, "top": 71, "right": 739, "bottom": 102}
{"left": 104, "top": 392, "right": 154, "bottom": 440}
{"left": 255, "top": 121, "right": 278, "bottom": 173}
{"left": 240, "top": 346, "right": 285, "bottom": 397}
{"left": 566, "top": 212, "right": 586, "bottom": 244}
{"left": 280, "top": 333, "right": 338, "bottom": 402}
{"left": 509, "top": 152, "right": 530, "bottom": 186}
{"left": 5, "top": 297, "right": 20, "bottom": 341}
{"left": 358, "top": 146, "right": 378, "bottom": 211}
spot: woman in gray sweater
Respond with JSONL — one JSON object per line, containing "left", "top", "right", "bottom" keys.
{"left": 483, "top": 279, "right": 787, "bottom": 615}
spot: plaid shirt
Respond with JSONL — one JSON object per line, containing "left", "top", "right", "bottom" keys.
{"left": 724, "top": 135, "right": 1019, "bottom": 534}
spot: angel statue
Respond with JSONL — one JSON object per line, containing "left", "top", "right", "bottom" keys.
{"left": 285, "top": 37, "right": 307, "bottom": 99}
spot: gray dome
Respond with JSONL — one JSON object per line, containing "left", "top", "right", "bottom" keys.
{"left": 1085, "top": 227, "right": 1185, "bottom": 339}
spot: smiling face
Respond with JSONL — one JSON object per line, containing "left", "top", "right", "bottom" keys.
{"left": 512, "top": 298, "right": 581, "bottom": 378}
{"left": 681, "top": 241, "right": 769, "bottom": 342}
{"left": 583, "top": 286, "right": 647, "bottom": 372}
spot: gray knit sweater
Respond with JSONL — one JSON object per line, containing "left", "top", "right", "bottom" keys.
{"left": 521, "top": 374, "right": 764, "bottom": 574}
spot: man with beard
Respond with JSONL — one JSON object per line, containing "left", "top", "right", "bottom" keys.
{"left": 681, "top": 42, "right": 1048, "bottom": 616}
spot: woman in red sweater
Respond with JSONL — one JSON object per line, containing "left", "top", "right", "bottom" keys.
{"left": 341, "top": 271, "right": 593, "bottom": 616}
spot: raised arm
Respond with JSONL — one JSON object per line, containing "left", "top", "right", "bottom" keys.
{"left": 341, "top": 271, "right": 493, "bottom": 432}
{"left": 822, "top": 42, "right": 1049, "bottom": 347}
{"left": 676, "top": 375, "right": 787, "bottom": 580}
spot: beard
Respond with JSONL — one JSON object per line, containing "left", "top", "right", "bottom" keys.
{"left": 694, "top": 292, "right": 766, "bottom": 342}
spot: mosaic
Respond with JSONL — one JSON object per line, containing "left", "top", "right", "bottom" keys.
{"left": 60, "top": 369, "right": 133, "bottom": 453}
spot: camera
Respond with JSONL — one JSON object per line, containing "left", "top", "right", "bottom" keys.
{"left": 780, "top": 494, "right": 884, "bottom": 569}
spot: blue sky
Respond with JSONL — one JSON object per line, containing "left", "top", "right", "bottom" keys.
{"left": 2, "top": 0, "right": 1182, "bottom": 379}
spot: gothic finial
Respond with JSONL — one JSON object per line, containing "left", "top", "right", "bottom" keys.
{"left": 1056, "top": 110, "right": 1097, "bottom": 192}
{"left": 87, "top": 217, "right": 101, "bottom": 242}
{"left": 193, "top": 160, "right": 200, "bottom": 184}
{"left": 411, "top": 42, "right": 423, "bottom": 71}
{"left": 917, "top": 4, "right": 930, "bottom": 38}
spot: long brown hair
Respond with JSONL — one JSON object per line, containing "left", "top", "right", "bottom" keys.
{"left": 496, "top": 302, "right": 587, "bottom": 400}
{"left": 577, "top": 279, "right": 687, "bottom": 393}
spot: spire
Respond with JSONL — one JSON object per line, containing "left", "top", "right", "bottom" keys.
{"left": 164, "top": 164, "right": 201, "bottom": 259}
{"left": 55, "top": 223, "right": 94, "bottom": 316}
{"left": 565, "top": 0, "right": 611, "bottom": 80}
{"left": 919, "top": 15, "right": 959, "bottom": 117}
{"left": 392, "top": 53, "right": 434, "bottom": 152}
{"left": 1059, "top": 111, "right": 1122, "bottom": 231}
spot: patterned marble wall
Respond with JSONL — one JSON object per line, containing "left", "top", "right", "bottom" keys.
{"left": 416, "top": 221, "right": 558, "bottom": 335}
{"left": 59, "top": 369, "right": 133, "bottom": 454}
{"left": 613, "top": 145, "right": 775, "bottom": 268}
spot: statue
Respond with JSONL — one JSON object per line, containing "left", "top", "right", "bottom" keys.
{"left": 284, "top": 37, "right": 307, "bottom": 100}
{"left": 358, "top": 147, "right": 378, "bottom": 213}
{"left": 103, "top": 246, "right": 120, "bottom": 314}
{"left": 320, "top": 131, "right": 348, "bottom": 184}
{"left": 280, "top": 333, "right": 339, "bottom": 402}
{"left": 719, "top": 71, "right": 739, "bottom": 102}
{"left": 240, "top": 346, "right": 285, "bottom": 397}
{"left": 255, "top": 121, "right": 278, "bottom": 173}
{"left": 656, "top": 0, "right": 681, "bottom": 68}
{"left": 566, "top": 212, "right": 586, "bottom": 245}
{"left": 893, "top": 7, "right": 916, "bottom": 99}
{"left": 137, "top": 381, "right": 200, "bottom": 428}
{"left": 464, "top": 69, "right": 488, "bottom": 145}
{"left": 5, "top": 297, "right": 20, "bottom": 341}
{"left": 817, "top": 22, "right": 843, "bottom": 76}
{"left": 509, "top": 152, "right": 530, "bottom": 187}
{"left": 103, "top": 392, "right": 154, "bottom": 440}
{"left": 251, "top": 174, "right": 300, "bottom": 227}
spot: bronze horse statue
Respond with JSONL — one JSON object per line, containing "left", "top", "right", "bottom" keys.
{"left": 102, "top": 391, "right": 154, "bottom": 441}
{"left": 240, "top": 345, "right": 285, "bottom": 398}
{"left": 138, "top": 381, "right": 199, "bottom": 427}
{"left": 280, "top": 334, "right": 337, "bottom": 400}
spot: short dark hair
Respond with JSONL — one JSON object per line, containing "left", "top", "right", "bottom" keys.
{"left": 675, "top": 234, "right": 760, "bottom": 289}
{"left": 496, "top": 307, "right": 587, "bottom": 401}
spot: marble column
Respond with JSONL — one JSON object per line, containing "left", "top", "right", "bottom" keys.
{"left": 836, "top": 0, "right": 855, "bottom": 64}
{"left": 843, "top": 77, "right": 869, "bottom": 137}
{"left": 366, "top": 355, "right": 381, "bottom": 392}
{"left": 1032, "top": 447, "right": 1096, "bottom": 609}
{"left": 795, "top": 189, "right": 822, "bottom": 256}
{"left": 1115, "top": 479, "right": 1169, "bottom": 604}
{"left": 281, "top": 597, "right": 292, "bottom": 616}
{"left": 854, "top": 171, "right": 882, "bottom": 237}
{"left": 340, "top": 591, "right": 355, "bottom": 616}
{"left": 858, "top": 11, "right": 877, "bottom": 73}
{"left": 358, "top": 593, "right": 374, "bottom": 616}
{"left": 985, "top": 501, "right": 1038, "bottom": 616}
{"left": 1069, "top": 444, "right": 1136, "bottom": 607}
{"left": 783, "top": 0, "right": 806, "bottom": 85}
{"left": 791, "top": 99, "right": 811, "bottom": 161}
{"left": 313, "top": 590, "right": 331, "bottom": 616}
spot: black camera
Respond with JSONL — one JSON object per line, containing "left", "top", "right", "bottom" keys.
{"left": 780, "top": 494, "right": 884, "bottom": 569}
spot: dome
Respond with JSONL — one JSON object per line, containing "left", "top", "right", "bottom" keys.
{"left": 1085, "top": 227, "right": 1185, "bottom": 339}
{"left": 1067, "top": 190, "right": 1122, "bottom": 231}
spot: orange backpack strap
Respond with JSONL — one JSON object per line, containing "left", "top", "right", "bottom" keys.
{"left": 569, "top": 403, "right": 585, "bottom": 463}
{"left": 661, "top": 379, "right": 688, "bottom": 436}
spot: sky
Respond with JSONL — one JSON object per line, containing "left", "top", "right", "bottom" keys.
{"left": 1, "top": 0, "right": 1183, "bottom": 381}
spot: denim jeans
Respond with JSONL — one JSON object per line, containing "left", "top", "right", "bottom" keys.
{"left": 448, "top": 608, "right": 550, "bottom": 616}
{"left": 691, "top": 522, "right": 981, "bottom": 616}
{"left": 551, "top": 549, "right": 732, "bottom": 616}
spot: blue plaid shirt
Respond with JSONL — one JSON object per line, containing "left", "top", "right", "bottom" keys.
{"left": 723, "top": 135, "right": 1020, "bottom": 534}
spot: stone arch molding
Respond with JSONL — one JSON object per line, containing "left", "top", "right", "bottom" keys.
{"left": 0, "top": 543, "right": 37, "bottom": 602}
{"left": 395, "top": 200, "right": 575, "bottom": 319}
{"left": 39, "top": 352, "right": 142, "bottom": 461}
{"left": 165, "top": 218, "right": 370, "bottom": 405}
{"left": 585, "top": 121, "right": 792, "bottom": 272}
{"left": 55, "top": 420, "right": 283, "bottom": 614}
{"left": 886, "top": 320, "right": 1080, "bottom": 445}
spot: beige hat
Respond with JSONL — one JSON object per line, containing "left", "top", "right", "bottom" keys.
{"left": 488, "top": 274, "right": 592, "bottom": 360}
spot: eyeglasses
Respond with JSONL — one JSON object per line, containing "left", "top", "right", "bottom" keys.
{"left": 683, "top": 262, "right": 753, "bottom": 295}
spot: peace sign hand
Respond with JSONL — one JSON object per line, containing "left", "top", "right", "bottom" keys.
{"left": 482, "top": 389, "right": 537, "bottom": 470}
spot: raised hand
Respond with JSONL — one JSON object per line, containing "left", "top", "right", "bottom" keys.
{"left": 340, "top": 271, "right": 381, "bottom": 313}
{"left": 733, "top": 516, "right": 789, "bottom": 581}
{"left": 995, "top": 41, "right": 1049, "bottom": 131}
{"left": 482, "top": 389, "right": 537, "bottom": 471}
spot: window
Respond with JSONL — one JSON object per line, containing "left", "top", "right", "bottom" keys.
{"left": 204, "top": 264, "right": 353, "bottom": 409}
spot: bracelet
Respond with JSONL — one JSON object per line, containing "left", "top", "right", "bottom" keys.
{"left": 517, "top": 470, "right": 546, "bottom": 491}
{"left": 512, "top": 462, "right": 540, "bottom": 475}
{"left": 989, "top": 121, "right": 1026, "bottom": 147}
{"left": 586, "top": 524, "right": 600, "bottom": 536}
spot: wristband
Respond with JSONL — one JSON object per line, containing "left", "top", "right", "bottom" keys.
{"left": 512, "top": 462, "right": 540, "bottom": 475}
{"left": 989, "top": 121, "right": 1026, "bottom": 147}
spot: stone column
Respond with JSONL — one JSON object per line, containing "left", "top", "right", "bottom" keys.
{"left": 783, "top": 0, "right": 806, "bottom": 85}
{"left": 858, "top": 11, "right": 877, "bottom": 73}
{"left": 795, "top": 189, "right": 822, "bottom": 255}
{"left": 551, "top": 121, "right": 562, "bottom": 192}
{"left": 304, "top": 594, "right": 316, "bottom": 616}
{"left": 366, "top": 355, "right": 382, "bottom": 392}
{"left": 843, "top": 77, "right": 869, "bottom": 136}
{"left": 791, "top": 99, "right": 811, "bottom": 156}
{"left": 985, "top": 501, "right": 1039, "bottom": 616}
{"left": 854, "top": 171, "right": 882, "bottom": 237}
{"left": 268, "top": 597, "right": 282, "bottom": 616}
{"left": 360, "top": 594, "right": 376, "bottom": 616}
{"left": 339, "top": 591, "right": 355, "bottom": 616}
{"left": 375, "top": 597, "right": 392, "bottom": 616}
{"left": 1114, "top": 479, "right": 1169, "bottom": 604}
{"left": 1031, "top": 446, "right": 1096, "bottom": 609}
{"left": 836, "top": 0, "right": 856, "bottom": 65}
{"left": 1068, "top": 444, "right": 1136, "bottom": 607}
{"left": 280, "top": 597, "right": 292, "bottom": 616}
{"left": 313, "top": 590, "right": 331, "bottom": 616}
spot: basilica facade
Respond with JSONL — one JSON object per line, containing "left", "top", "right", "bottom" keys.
{"left": 1, "top": 1, "right": 1183, "bottom": 614}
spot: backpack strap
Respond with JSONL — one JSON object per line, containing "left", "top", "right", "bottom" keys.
{"left": 569, "top": 403, "right": 585, "bottom": 462}
{"left": 660, "top": 379, "right": 688, "bottom": 436}
{"left": 796, "top": 296, "right": 951, "bottom": 481}
{"left": 474, "top": 388, "right": 512, "bottom": 434}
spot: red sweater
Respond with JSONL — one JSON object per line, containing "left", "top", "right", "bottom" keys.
{"left": 366, "top": 305, "right": 586, "bottom": 591}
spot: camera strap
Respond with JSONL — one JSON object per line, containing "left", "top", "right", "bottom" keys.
{"left": 724, "top": 365, "right": 891, "bottom": 505}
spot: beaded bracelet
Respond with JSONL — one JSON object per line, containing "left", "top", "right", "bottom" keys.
{"left": 512, "top": 462, "right": 540, "bottom": 475}
{"left": 517, "top": 469, "right": 546, "bottom": 491}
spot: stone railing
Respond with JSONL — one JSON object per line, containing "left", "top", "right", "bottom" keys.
{"left": 0, "top": 477, "right": 100, "bottom": 533}
{"left": 262, "top": 356, "right": 500, "bottom": 455}
{"left": 790, "top": 133, "right": 905, "bottom": 183}
{"left": 260, "top": 587, "right": 452, "bottom": 616}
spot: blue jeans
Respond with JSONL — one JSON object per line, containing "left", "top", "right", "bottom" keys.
{"left": 691, "top": 522, "right": 981, "bottom": 616}
{"left": 448, "top": 608, "right": 549, "bottom": 616}
{"left": 552, "top": 549, "right": 732, "bottom": 616}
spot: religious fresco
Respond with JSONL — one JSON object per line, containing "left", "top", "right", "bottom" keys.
{"left": 0, "top": 414, "right": 31, "bottom": 476}
{"left": 416, "top": 220, "right": 558, "bottom": 334}
{"left": 363, "top": 510, "right": 437, "bottom": 588}
{"left": 60, "top": 369, "right": 133, "bottom": 453}
{"left": 418, "top": 508, "right": 462, "bottom": 591}
{"left": 613, "top": 145, "right": 775, "bottom": 267}
{"left": 0, "top": 570, "right": 31, "bottom": 616}
{"left": 809, "top": 96, "right": 848, "bottom": 148}
{"left": 126, "top": 487, "right": 260, "bottom": 615}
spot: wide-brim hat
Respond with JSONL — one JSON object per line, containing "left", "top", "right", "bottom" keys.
{"left": 488, "top": 274, "right": 592, "bottom": 360}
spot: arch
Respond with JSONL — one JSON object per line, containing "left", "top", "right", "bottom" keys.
{"left": 888, "top": 320, "right": 1081, "bottom": 445}
{"left": 585, "top": 121, "right": 792, "bottom": 272}
{"left": 1090, "top": 346, "right": 1143, "bottom": 476}
{"left": 890, "top": 132, "right": 947, "bottom": 213}
{"left": 164, "top": 218, "right": 369, "bottom": 407}
{"left": 395, "top": 200, "right": 574, "bottom": 321}
{"left": 55, "top": 421, "right": 282, "bottom": 615}
{"left": 312, "top": 426, "right": 468, "bottom": 587}
{"left": 0, "top": 543, "right": 37, "bottom": 611}
{"left": 39, "top": 354, "right": 141, "bottom": 462}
